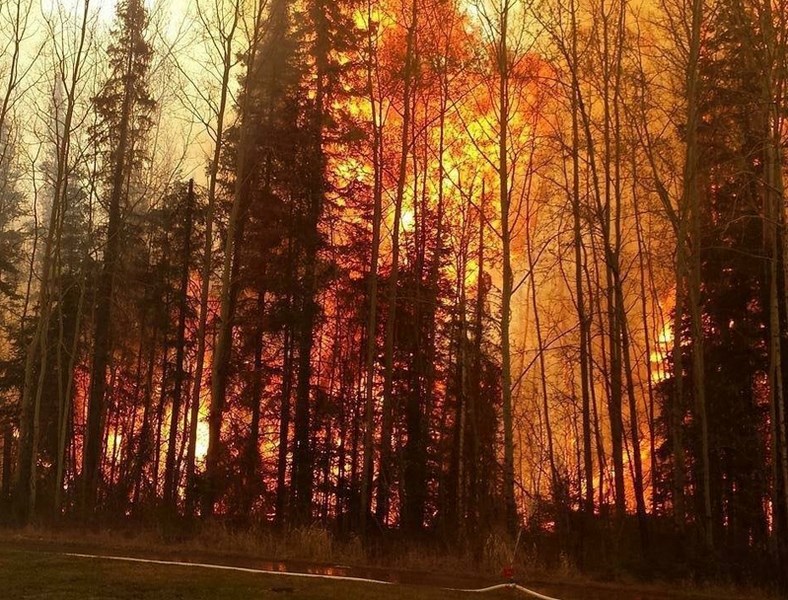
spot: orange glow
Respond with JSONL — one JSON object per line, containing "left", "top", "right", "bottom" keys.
{"left": 650, "top": 296, "right": 675, "bottom": 384}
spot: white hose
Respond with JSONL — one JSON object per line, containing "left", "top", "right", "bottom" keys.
{"left": 446, "top": 581, "right": 564, "bottom": 600}
{"left": 63, "top": 552, "right": 393, "bottom": 586}
{"left": 61, "top": 552, "right": 565, "bottom": 599}
{"left": 512, "top": 584, "right": 565, "bottom": 600}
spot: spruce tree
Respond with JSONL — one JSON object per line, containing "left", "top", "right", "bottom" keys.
{"left": 83, "top": 0, "right": 154, "bottom": 513}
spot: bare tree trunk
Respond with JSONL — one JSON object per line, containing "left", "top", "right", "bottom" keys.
{"left": 54, "top": 261, "right": 88, "bottom": 514}
{"left": 276, "top": 324, "right": 294, "bottom": 524}
{"left": 164, "top": 180, "right": 195, "bottom": 510}
{"left": 359, "top": 0, "right": 384, "bottom": 530}
{"left": 1, "top": 428, "right": 12, "bottom": 503}
{"left": 527, "top": 219, "right": 558, "bottom": 497}
{"left": 469, "top": 189, "right": 486, "bottom": 539}
{"left": 455, "top": 254, "right": 468, "bottom": 533}
{"left": 183, "top": 0, "right": 239, "bottom": 518}
{"left": 377, "top": 0, "right": 417, "bottom": 526}
{"left": 683, "top": 0, "right": 713, "bottom": 547}
{"left": 153, "top": 348, "right": 170, "bottom": 501}
{"left": 497, "top": 0, "right": 518, "bottom": 531}
{"left": 133, "top": 330, "right": 158, "bottom": 509}
{"left": 598, "top": 0, "right": 626, "bottom": 517}
{"left": 759, "top": 0, "right": 788, "bottom": 542}
{"left": 16, "top": 0, "right": 92, "bottom": 522}
{"left": 205, "top": 0, "right": 266, "bottom": 516}
{"left": 632, "top": 164, "right": 659, "bottom": 515}
{"left": 242, "top": 291, "right": 265, "bottom": 515}
{"left": 569, "top": 0, "right": 593, "bottom": 514}
{"left": 619, "top": 287, "right": 649, "bottom": 550}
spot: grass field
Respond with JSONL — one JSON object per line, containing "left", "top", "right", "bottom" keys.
{"left": 0, "top": 547, "right": 519, "bottom": 600}
{"left": 0, "top": 531, "right": 776, "bottom": 600}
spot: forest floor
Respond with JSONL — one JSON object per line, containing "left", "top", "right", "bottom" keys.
{"left": 0, "top": 529, "right": 776, "bottom": 600}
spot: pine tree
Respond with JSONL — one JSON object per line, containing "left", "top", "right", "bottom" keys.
{"left": 83, "top": 0, "right": 154, "bottom": 514}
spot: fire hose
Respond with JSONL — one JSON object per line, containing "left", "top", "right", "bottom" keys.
{"left": 62, "top": 552, "right": 564, "bottom": 598}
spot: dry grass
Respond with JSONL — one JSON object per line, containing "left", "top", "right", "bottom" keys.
{"left": 0, "top": 523, "right": 515, "bottom": 575}
{"left": 171, "top": 522, "right": 366, "bottom": 564}
{"left": 0, "top": 523, "right": 363, "bottom": 567}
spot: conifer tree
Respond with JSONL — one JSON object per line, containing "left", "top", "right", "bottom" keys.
{"left": 84, "top": 0, "right": 154, "bottom": 513}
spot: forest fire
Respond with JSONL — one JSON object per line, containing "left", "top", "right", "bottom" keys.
{"left": 650, "top": 313, "right": 674, "bottom": 384}
{"left": 0, "top": 0, "right": 787, "bottom": 595}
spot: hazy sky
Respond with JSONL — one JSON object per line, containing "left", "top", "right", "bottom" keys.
{"left": 2, "top": 0, "right": 221, "bottom": 203}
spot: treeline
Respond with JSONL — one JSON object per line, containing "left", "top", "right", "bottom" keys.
{"left": 0, "top": 0, "right": 787, "bottom": 585}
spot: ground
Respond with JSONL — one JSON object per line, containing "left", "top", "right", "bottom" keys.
{"left": 0, "top": 547, "right": 516, "bottom": 600}
{"left": 0, "top": 535, "right": 774, "bottom": 600}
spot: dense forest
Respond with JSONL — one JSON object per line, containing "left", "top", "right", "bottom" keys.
{"left": 1, "top": 0, "right": 787, "bottom": 587}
